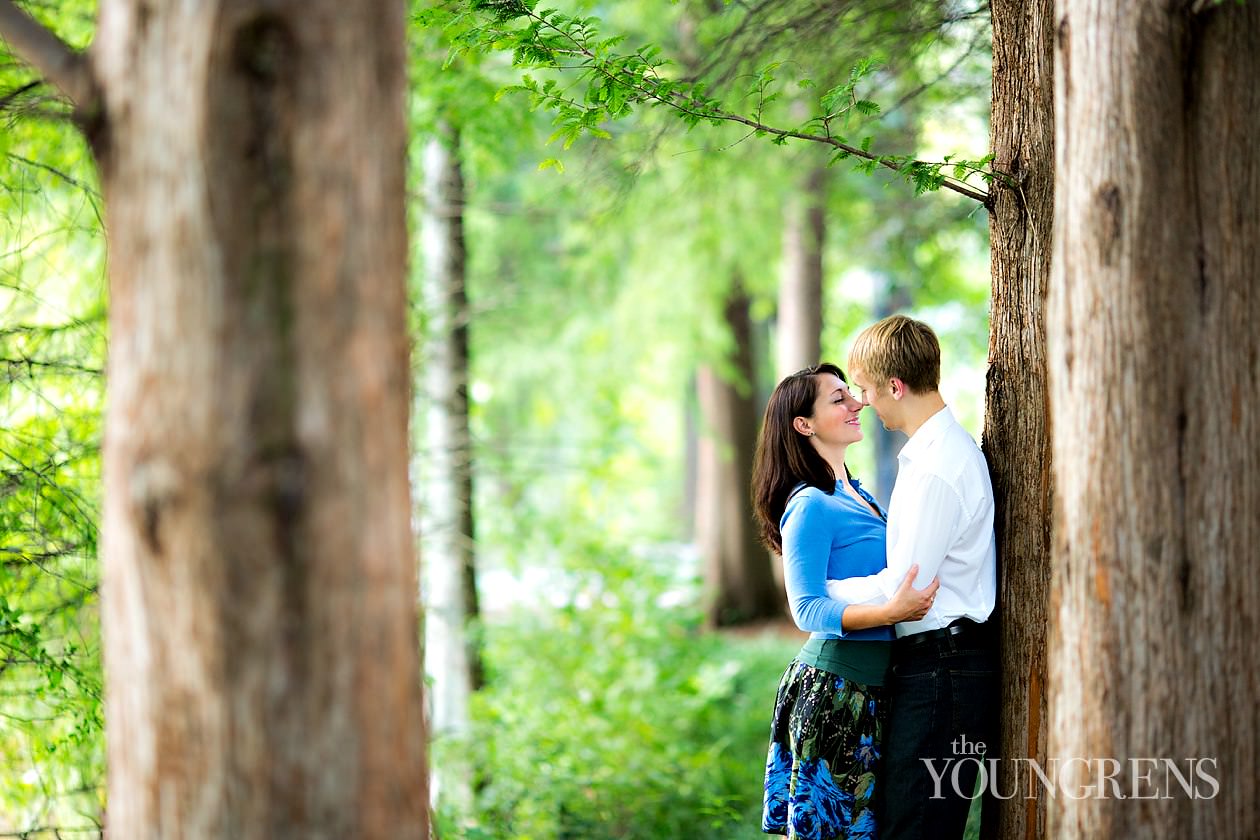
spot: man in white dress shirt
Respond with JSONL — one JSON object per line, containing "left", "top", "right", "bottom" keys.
{"left": 826, "top": 315, "right": 998, "bottom": 840}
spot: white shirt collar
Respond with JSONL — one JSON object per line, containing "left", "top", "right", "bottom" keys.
{"left": 897, "top": 405, "right": 954, "bottom": 465}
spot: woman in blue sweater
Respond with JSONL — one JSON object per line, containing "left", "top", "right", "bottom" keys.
{"left": 752, "top": 363, "right": 937, "bottom": 840}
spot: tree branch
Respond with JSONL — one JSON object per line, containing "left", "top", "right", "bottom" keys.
{"left": 0, "top": 0, "right": 98, "bottom": 113}
{"left": 510, "top": 6, "right": 993, "bottom": 205}
{"left": 7, "top": 152, "right": 100, "bottom": 194}
{"left": 0, "top": 78, "right": 38, "bottom": 110}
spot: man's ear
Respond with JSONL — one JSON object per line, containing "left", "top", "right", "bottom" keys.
{"left": 792, "top": 417, "right": 813, "bottom": 437}
{"left": 889, "top": 377, "right": 905, "bottom": 400}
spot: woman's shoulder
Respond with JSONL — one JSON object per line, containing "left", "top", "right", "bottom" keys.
{"left": 786, "top": 482, "right": 830, "bottom": 504}
{"left": 782, "top": 483, "right": 836, "bottom": 520}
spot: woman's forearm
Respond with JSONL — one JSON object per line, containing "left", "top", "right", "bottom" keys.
{"left": 840, "top": 603, "right": 892, "bottom": 631}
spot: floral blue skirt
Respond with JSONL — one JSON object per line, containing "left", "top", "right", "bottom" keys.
{"left": 762, "top": 660, "right": 886, "bottom": 839}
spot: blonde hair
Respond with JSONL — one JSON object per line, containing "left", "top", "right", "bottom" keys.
{"left": 848, "top": 315, "right": 940, "bottom": 394}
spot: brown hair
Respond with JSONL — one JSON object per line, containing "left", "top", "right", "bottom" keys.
{"left": 750, "top": 363, "right": 846, "bottom": 554}
{"left": 847, "top": 314, "right": 940, "bottom": 394}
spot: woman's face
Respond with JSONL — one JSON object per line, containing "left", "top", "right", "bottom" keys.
{"left": 799, "top": 373, "right": 864, "bottom": 447}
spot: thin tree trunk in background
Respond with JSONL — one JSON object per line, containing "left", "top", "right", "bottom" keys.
{"left": 777, "top": 163, "right": 826, "bottom": 378}
{"left": 681, "top": 374, "right": 699, "bottom": 540}
{"left": 1048, "top": 2, "right": 1259, "bottom": 836}
{"left": 697, "top": 280, "right": 781, "bottom": 627}
{"left": 420, "top": 125, "right": 481, "bottom": 810}
{"left": 863, "top": 77, "right": 918, "bottom": 509}
{"left": 0, "top": 0, "right": 427, "bottom": 834}
{"left": 770, "top": 157, "right": 826, "bottom": 597}
{"left": 983, "top": 0, "right": 1054, "bottom": 837}
{"left": 870, "top": 278, "right": 910, "bottom": 508}
{"left": 678, "top": 4, "right": 778, "bottom": 626}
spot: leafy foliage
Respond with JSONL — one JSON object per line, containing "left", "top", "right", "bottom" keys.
{"left": 1, "top": 9, "right": 106, "bottom": 828}
{"left": 422, "top": 0, "right": 998, "bottom": 202}
{"left": 432, "top": 545, "right": 800, "bottom": 839}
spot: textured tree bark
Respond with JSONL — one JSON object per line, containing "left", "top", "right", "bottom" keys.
{"left": 81, "top": 1, "right": 427, "bottom": 836}
{"left": 419, "top": 125, "right": 481, "bottom": 810}
{"left": 697, "top": 281, "right": 782, "bottom": 627}
{"left": 777, "top": 163, "right": 826, "bottom": 378}
{"left": 1048, "top": 1, "right": 1259, "bottom": 836}
{"left": 983, "top": 0, "right": 1054, "bottom": 837}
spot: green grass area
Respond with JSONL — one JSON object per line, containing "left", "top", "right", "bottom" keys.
{"left": 435, "top": 598, "right": 988, "bottom": 840}
{"left": 432, "top": 601, "right": 801, "bottom": 840}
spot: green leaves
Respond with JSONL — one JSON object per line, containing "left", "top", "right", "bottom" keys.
{"left": 469, "top": 0, "right": 532, "bottom": 23}
{"left": 435, "top": 0, "right": 993, "bottom": 203}
{"left": 434, "top": 0, "right": 730, "bottom": 150}
{"left": 441, "top": 554, "right": 800, "bottom": 837}
{"left": 0, "top": 83, "right": 106, "bottom": 829}
{"left": 819, "top": 57, "right": 880, "bottom": 121}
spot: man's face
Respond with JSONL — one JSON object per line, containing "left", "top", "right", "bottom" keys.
{"left": 850, "top": 366, "right": 901, "bottom": 432}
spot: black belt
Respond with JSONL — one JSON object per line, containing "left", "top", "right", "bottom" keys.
{"left": 895, "top": 618, "right": 986, "bottom": 649}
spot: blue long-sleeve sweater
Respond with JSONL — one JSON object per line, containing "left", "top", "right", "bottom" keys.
{"left": 780, "top": 479, "right": 892, "bottom": 641}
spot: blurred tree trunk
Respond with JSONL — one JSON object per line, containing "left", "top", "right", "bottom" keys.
{"left": 864, "top": 79, "right": 919, "bottom": 509}
{"left": 0, "top": 1, "right": 428, "bottom": 836}
{"left": 870, "top": 277, "right": 910, "bottom": 507}
{"left": 696, "top": 278, "right": 781, "bottom": 627}
{"left": 1047, "top": 2, "right": 1259, "bottom": 837}
{"left": 678, "top": 6, "right": 779, "bottom": 627}
{"left": 419, "top": 125, "right": 482, "bottom": 811}
{"left": 776, "top": 162, "right": 826, "bottom": 378}
{"left": 770, "top": 155, "right": 826, "bottom": 596}
{"left": 983, "top": 0, "right": 1054, "bottom": 838}
{"left": 681, "top": 374, "right": 700, "bottom": 540}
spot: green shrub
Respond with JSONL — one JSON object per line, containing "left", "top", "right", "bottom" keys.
{"left": 433, "top": 561, "right": 799, "bottom": 839}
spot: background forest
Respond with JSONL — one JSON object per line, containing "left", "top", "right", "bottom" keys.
{"left": 1, "top": 0, "right": 991, "bottom": 836}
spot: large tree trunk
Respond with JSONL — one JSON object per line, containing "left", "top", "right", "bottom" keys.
{"left": 419, "top": 125, "right": 481, "bottom": 810}
{"left": 984, "top": 0, "right": 1054, "bottom": 838}
{"left": 777, "top": 163, "right": 826, "bottom": 378}
{"left": 696, "top": 280, "right": 781, "bottom": 627}
{"left": 1048, "top": 2, "right": 1259, "bottom": 836}
{"left": 57, "top": 2, "right": 428, "bottom": 835}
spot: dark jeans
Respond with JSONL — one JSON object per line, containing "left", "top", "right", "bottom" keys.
{"left": 879, "top": 624, "right": 997, "bottom": 840}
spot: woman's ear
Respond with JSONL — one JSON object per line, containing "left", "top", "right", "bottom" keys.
{"left": 792, "top": 417, "right": 813, "bottom": 437}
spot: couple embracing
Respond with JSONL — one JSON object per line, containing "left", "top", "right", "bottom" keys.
{"left": 752, "top": 315, "right": 998, "bottom": 840}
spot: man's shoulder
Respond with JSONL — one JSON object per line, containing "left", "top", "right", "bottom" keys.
{"left": 941, "top": 418, "right": 986, "bottom": 462}
{"left": 915, "top": 416, "right": 980, "bottom": 463}
{"left": 912, "top": 419, "right": 992, "bottom": 493}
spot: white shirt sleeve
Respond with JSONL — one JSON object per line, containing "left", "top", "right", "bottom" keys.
{"left": 824, "top": 569, "right": 888, "bottom": 605}
{"left": 825, "top": 473, "right": 964, "bottom": 604}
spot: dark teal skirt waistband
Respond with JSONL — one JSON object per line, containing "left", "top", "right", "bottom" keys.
{"left": 796, "top": 637, "right": 892, "bottom": 686}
